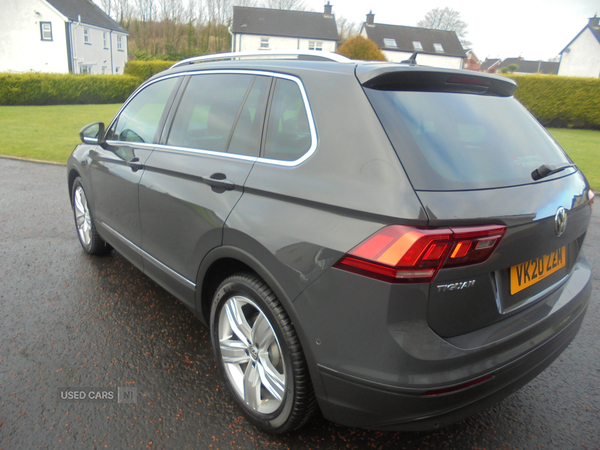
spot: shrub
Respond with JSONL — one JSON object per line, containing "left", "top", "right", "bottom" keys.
{"left": 509, "top": 75, "right": 600, "bottom": 130}
{"left": 0, "top": 73, "right": 141, "bottom": 106}
{"left": 337, "top": 36, "right": 386, "bottom": 61}
{"left": 124, "top": 60, "right": 175, "bottom": 80}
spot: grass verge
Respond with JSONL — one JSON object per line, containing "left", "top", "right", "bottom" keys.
{"left": 548, "top": 128, "right": 600, "bottom": 191}
{"left": 0, "top": 104, "right": 121, "bottom": 164}
{"left": 0, "top": 106, "right": 598, "bottom": 191}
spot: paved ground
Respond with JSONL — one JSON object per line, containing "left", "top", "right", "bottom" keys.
{"left": 0, "top": 157, "right": 599, "bottom": 449}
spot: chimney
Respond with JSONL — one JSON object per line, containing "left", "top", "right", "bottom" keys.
{"left": 589, "top": 15, "right": 599, "bottom": 27}
{"left": 324, "top": 1, "right": 332, "bottom": 17}
{"left": 366, "top": 10, "right": 374, "bottom": 26}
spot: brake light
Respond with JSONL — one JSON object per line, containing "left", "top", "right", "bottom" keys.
{"left": 334, "top": 224, "right": 506, "bottom": 283}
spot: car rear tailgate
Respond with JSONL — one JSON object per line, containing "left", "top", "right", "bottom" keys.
{"left": 419, "top": 172, "right": 592, "bottom": 337}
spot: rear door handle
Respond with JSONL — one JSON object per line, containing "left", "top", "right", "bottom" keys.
{"left": 127, "top": 157, "right": 143, "bottom": 172}
{"left": 206, "top": 173, "right": 235, "bottom": 193}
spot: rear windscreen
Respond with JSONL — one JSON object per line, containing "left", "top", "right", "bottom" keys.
{"left": 364, "top": 89, "right": 571, "bottom": 191}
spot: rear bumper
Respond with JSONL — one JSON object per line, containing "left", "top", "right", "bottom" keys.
{"left": 317, "top": 299, "right": 587, "bottom": 431}
{"left": 294, "top": 257, "right": 592, "bottom": 431}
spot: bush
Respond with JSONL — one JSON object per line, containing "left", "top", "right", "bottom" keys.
{"left": 510, "top": 75, "right": 600, "bottom": 130}
{"left": 337, "top": 36, "right": 386, "bottom": 61}
{"left": 125, "top": 60, "right": 175, "bottom": 81}
{"left": 0, "top": 73, "right": 141, "bottom": 106}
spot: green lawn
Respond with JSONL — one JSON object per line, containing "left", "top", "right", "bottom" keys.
{"left": 547, "top": 128, "right": 600, "bottom": 191}
{"left": 0, "top": 104, "right": 121, "bottom": 164}
{"left": 0, "top": 105, "right": 599, "bottom": 190}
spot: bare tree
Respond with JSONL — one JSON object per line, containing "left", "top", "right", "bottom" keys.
{"left": 417, "top": 7, "right": 471, "bottom": 48}
{"left": 336, "top": 15, "right": 359, "bottom": 43}
{"left": 112, "top": 0, "right": 133, "bottom": 23}
{"left": 95, "top": 0, "right": 113, "bottom": 17}
{"left": 135, "top": 0, "right": 156, "bottom": 22}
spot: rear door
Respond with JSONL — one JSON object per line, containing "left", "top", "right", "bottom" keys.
{"left": 138, "top": 73, "right": 271, "bottom": 305}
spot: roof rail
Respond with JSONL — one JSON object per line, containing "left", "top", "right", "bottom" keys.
{"left": 171, "top": 50, "right": 352, "bottom": 68}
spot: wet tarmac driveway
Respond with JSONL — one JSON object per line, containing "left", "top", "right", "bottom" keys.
{"left": 1, "top": 157, "right": 599, "bottom": 449}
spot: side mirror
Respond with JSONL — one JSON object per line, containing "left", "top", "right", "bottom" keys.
{"left": 79, "top": 122, "right": 105, "bottom": 145}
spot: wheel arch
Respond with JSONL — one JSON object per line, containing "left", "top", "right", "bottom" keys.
{"left": 195, "top": 245, "right": 328, "bottom": 403}
{"left": 67, "top": 167, "right": 81, "bottom": 203}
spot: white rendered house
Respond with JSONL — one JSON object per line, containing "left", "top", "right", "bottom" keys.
{"left": 0, "top": 0, "right": 128, "bottom": 75}
{"left": 360, "top": 12, "right": 465, "bottom": 69}
{"left": 559, "top": 16, "right": 600, "bottom": 78}
{"left": 231, "top": 3, "right": 339, "bottom": 53}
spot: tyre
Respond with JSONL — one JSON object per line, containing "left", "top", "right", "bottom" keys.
{"left": 210, "top": 273, "right": 317, "bottom": 433}
{"left": 71, "top": 177, "right": 111, "bottom": 255}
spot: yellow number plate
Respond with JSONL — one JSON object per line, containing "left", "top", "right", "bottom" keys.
{"left": 510, "top": 246, "right": 566, "bottom": 295}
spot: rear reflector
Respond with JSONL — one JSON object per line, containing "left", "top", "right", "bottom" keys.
{"left": 334, "top": 224, "right": 506, "bottom": 283}
{"left": 423, "top": 374, "right": 494, "bottom": 396}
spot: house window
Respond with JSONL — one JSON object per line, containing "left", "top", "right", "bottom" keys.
{"left": 83, "top": 27, "right": 90, "bottom": 44}
{"left": 80, "top": 65, "right": 92, "bottom": 74}
{"left": 102, "top": 66, "right": 107, "bottom": 74}
{"left": 412, "top": 41, "right": 423, "bottom": 51}
{"left": 434, "top": 43, "right": 444, "bottom": 53}
{"left": 309, "top": 41, "right": 323, "bottom": 51}
{"left": 103, "top": 32, "right": 108, "bottom": 48}
{"left": 383, "top": 38, "right": 397, "bottom": 48}
{"left": 260, "top": 37, "right": 269, "bottom": 49}
{"left": 40, "top": 22, "right": 52, "bottom": 41}
{"left": 117, "top": 35, "right": 123, "bottom": 51}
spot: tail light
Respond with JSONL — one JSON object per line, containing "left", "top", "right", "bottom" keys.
{"left": 334, "top": 224, "right": 506, "bottom": 283}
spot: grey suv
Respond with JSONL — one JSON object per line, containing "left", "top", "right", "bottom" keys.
{"left": 67, "top": 51, "right": 593, "bottom": 433}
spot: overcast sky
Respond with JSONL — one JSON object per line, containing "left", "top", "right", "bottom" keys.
{"left": 304, "top": 0, "right": 599, "bottom": 61}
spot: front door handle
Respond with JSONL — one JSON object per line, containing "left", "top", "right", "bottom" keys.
{"left": 206, "top": 173, "right": 235, "bottom": 193}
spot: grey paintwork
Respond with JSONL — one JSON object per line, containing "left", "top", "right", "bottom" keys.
{"left": 66, "top": 58, "right": 592, "bottom": 431}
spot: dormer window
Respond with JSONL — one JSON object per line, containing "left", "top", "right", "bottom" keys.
{"left": 383, "top": 38, "right": 397, "bottom": 48}
{"left": 412, "top": 41, "right": 423, "bottom": 51}
{"left": 434, "top": 43, "right": 444, "bottom": 53}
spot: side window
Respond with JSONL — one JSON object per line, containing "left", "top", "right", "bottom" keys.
{"left": 263, "top": 78, "right": 311, "bottom": 161}
{"left": 107, "top": 77, "right": 178, "bottom": 144}
{"left": 167, "top": 74, "right": 269, "bottom": 156}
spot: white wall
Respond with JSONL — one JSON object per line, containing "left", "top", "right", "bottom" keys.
{"left": 382, "top": 50, "right": 463, "bottom": 69}
{"left": 70, "top": 23, "right": 128, "bottom": 75}
{"left": 233, "top": 34, "right": 336, "bottom": 53}
{"left": 0, "top": 0, "right": 69, "bottom": 73}
{"left": 558, "top": 28, "right": 600, "bottom": 78}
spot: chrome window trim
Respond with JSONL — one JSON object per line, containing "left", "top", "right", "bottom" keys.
{"left": 106, "top": 70, "right": 318, "bottom": 168}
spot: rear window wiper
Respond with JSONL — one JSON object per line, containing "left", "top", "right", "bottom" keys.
{"left": 531, "top": 163, "right": 577, "bottom": 181}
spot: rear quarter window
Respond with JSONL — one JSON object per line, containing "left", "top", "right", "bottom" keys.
{"left": 365, "top": 89, "right": 570, "bottom": 191}
{"left": 263, "top": 78, "right": 312, "bottom": 162}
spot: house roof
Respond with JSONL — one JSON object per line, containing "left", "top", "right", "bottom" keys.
{"left": 481, "top": 58, "right": 500, "bottom": 70}
{"left": 232, "top": 6, "right": 339, "bottom": 41}
{"left": 560, "top": 16, "right": 600, "bottom": 54}
{"left": 46, "top": 0, "right": 127, "bottom": 33}
{"left": 362, "top": 23, "right": 466, "bottom": 58}
{"left": 497, "top": 58, "right": 559, "bottom": 75}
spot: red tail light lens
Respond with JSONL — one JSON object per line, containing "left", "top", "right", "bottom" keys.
{"left": 335, "top": 224, "right": 506, "bottom": 283}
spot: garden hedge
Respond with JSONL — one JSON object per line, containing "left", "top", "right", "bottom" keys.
{"left": 1, "top": 68, "right": 599, "bottom": 130}
{"left": 124, "top": 60, "right": 175, "bottom": 80}
{"left": 0, "top": 73, "right": 141, "bottom": 106}
{"left": 509, "top": 74, "right": 600, "bottom": 130}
